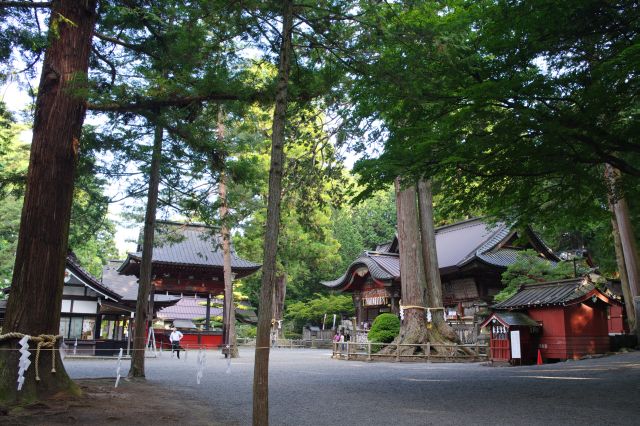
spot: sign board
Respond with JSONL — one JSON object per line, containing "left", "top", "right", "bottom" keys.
{"left": 510, "top": 330, "right": 521, "bottom": 359}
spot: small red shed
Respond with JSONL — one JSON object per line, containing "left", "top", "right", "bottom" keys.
{"left": 492, "top": 278, "right": 622, "bottom": 361}
{"left": 480, "top": 311, "right": 541, "bottom": 364}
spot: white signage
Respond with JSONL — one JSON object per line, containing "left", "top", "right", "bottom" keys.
{"left": 510, "top": 330, "right": 521, "bottom": 359}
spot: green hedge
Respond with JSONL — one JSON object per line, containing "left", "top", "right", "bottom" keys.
{"left": 368, "top": 313, "right": 400, "bottom": 350}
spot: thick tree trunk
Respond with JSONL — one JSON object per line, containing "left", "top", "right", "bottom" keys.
{"left": 218, "top": 108, "right": 238, "bottom": 357}
{"left": 253, "top": 2, "right": 293, "bottom": 424}
{"left": 605, "top": 164, "right": 640, "bottom": 337}
{"left": 0, "top": 0, "right": 97, "bottom": 405}
{"left": 129, "top": 124, "right": 163, "bottom": 377}
{"left": 611, "top": 212, "right": 636, "bottom": 332}
{"left": 393, "top": 178, "right": 429, "bottom": 355}
{"left": 417, "top": 179, "right": 458, "bottom": 342}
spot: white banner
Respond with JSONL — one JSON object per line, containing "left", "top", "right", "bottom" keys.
{"left": 510, "top": 330, "right": 521, "bottom": 359}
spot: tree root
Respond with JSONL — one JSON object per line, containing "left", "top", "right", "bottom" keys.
{"left": 380, "top": 318, "right": 475, "bottom": 358}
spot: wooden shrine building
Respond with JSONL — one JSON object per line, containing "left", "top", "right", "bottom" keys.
{"left": 105, "top": 221, "right": 261, "bottom": 346}
{"left": 322, "top": 218, "right": 560, "bottom": 328}
{"left": 1, "top": 221, "right": 260, "bottom": 355}
{"left": 485, "top": 277, "right": 622, "bottom": 362}
{"left": 1, "top": 253, "right": 180, "bottom": 356}
{"left": 117, "top": 221, "right": 261, "bottom": 295}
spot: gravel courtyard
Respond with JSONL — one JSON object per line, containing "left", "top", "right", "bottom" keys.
{"left": 64, "top": 348, "right": 640, "bottom": 426}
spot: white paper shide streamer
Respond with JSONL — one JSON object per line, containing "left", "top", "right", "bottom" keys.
{"left": 196, "top": 349, "right": 206, "bottom": 385}
{"left": 114, "top": 348, "right": 123, "bottom": 388}
{"left": 17, "top": 335, "right": 31, "bottom": 391}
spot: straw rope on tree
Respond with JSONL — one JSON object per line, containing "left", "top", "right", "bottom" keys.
{"left": 377, "top": 178, "right": 471, "bottom": 359}
{"left": 0, "top": 333, "right": 62, "bottom": 381}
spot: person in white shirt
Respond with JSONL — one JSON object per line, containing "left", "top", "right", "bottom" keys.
{"left": 169, "top": 327, "right": 184, "bottom": 359}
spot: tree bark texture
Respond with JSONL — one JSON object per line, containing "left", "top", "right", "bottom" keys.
{"left": 417, "top": 179, "right": 458, "bottom": 342}
{"left": 393, "top": 178, "right": 429, "bottom": 355}
{"left": 610, "top": 212, "right": 636, "bottom": 332}
{"left": 0, "top": 0, "right": 97, "bottom": 404}
{"left": 273, "top": 275, "right": 287, "bottom": 338}
{"left": 605, "top": 164, "right": 640, "bottom": 337}
{"left": 218, "top": 110, "right": 238, "bottom": 358}
{"left": 253, "top": 2, "right": 293, "bottom": 424}
{"left": 129, "top": 124, "right": 163, "bottom": 377}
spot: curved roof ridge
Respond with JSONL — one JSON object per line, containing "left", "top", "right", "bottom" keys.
{"left": 456, "top": 223, "right": 507, "bottom": 267}
{"left": 434, "top": 217, "right": 489, "bottom": 234}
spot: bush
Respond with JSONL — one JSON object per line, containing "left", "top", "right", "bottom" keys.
{"left": 368, "top": 313, "right": 400, "bottom": 344}
{"left": 236, "top": 324, "right": 257, "bottom": 338}
{"left": 495, "top": 249, "right": 574, "bottom": 302}
{"left": 285, "top": 293, "right": 355, "bottom": 331}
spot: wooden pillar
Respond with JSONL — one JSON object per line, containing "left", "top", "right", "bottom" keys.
{"left": 205, "top": 292, "right": 211, "bottom": 331}
{"left": 353, "top": 293, "right": 362, "bottom": 326}
{"left": 94, "top": 314, "right": 102, "bottom": 340}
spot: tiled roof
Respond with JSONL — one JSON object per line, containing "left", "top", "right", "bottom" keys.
{"left": 158, "top": 296, "right": 219, "bottom": 320}
{"left": 101, "top": 260, "right": 181, "bottom": 305}
{"left": 156, "top": 296, "right": 257, "bottom": 322}
{"left": 492, "top": 278, "right": 616, "bottom": 309}
{"left": 321, "top": 252, "right": 398, "bottom": 288}
{"left": 322, "top": 218, "right": 557, "bottom": 290}
{"left": 121, "top": 221, "right": 261, "bottom": 276}
{"left": 66, "top": 254, "right": 121, "bottom": 301}
{"left": 102, "top": 260, "right": 140, "bottom": 301}
{"left": 480, "top": 311, "right": 540, "bottom": 328}
{"left": 434, "top": 218, "right": 504, "bottom": 269}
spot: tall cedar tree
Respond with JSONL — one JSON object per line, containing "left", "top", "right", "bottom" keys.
{"left": 253, "top": 1, "right": 293, "bottom": 424}
{"left": 0, "top": 0, "right": 98, "bottom": 403}
{"left": 129, "top": 124, "right": 163, "bottom": 377}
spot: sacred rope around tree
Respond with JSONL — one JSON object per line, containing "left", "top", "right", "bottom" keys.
{"left": 0, "top": 333, "right": 62, "bottom": 381}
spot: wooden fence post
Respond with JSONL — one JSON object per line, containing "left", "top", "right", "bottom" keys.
{"left": 396, "top": 343, "right": 400, "bottom": 362}
{"left": 367, "top": 342, "right": 372, "bottom": 361}
{"left": 427, "top": 342, "right": 430, "bottom": 362}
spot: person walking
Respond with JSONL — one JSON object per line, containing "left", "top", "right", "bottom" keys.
{"left": 170, "top": 327, "right": 184, "bottom": 359}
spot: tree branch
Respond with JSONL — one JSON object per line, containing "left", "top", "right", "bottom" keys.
{"left": 0, "top": 1, "right": 51, "bottom": 8}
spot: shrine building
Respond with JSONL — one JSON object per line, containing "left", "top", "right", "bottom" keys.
{"left": 321, "top": 217, "right": 560, "bottom": 328}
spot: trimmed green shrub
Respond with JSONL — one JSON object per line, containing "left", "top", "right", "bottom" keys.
{"left": 236, "top": 324, "right": 257, "bottom": 338}
{"left": 368, "top": 313, "right": 400, "bottom": 351}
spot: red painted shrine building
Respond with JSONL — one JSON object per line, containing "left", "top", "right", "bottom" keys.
{"left": 322, "top": 218, "right": 560, "bottom": 327}
{"left": 102, "top": 221, "right": 261, "bottom": 349}
{"left": 481, "top": 277, "right": 622, "bottom": 363}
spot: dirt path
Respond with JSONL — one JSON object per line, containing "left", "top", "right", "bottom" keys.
{"left": 2, "top": 378, "right": 225, "bottom": 425}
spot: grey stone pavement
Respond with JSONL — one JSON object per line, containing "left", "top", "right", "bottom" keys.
{"left": 64, "top": 348, "right": 640, "bottom": 426}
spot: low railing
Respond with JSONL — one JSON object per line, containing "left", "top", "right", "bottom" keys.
{"left": 332, "top": 341, "right": 488, "bottom": 362}
{"left": 234, "top": 338, "right": 335, "bottom": 349}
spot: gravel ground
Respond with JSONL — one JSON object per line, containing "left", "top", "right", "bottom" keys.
{"left": 64, "top": 348, "right": 640, "bottom": 426}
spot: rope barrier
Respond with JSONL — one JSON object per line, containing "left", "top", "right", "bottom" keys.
{"left": 399, "top": 305, "right": 446, "bottom": 310}
{"left": 0, "top": 332, "right": 62, "bottom": 382}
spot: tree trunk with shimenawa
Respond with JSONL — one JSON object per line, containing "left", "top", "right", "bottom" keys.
{"left": 0, "top": 0, "right": 98, "bottom": 405}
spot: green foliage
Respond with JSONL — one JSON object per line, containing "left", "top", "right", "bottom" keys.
{"left": 236, "top": 324, "right": 257, "bottom": 339}
{"left": 348, "top": 0, "right": 640, "bottom": 278}
{"left": 368, "top": 313, "right": 400, "bottom": 352}
{"left": 495, "top": 250, "right": 576, "bottom": 302}
{"left": 0, "top": 107, "right": 118, "bottom": 283}
{"left": 285, "top": 293, "right": 354, "bottom": 331}
{"left": 331, "top": 186, "right": 397, "bottom": 269}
